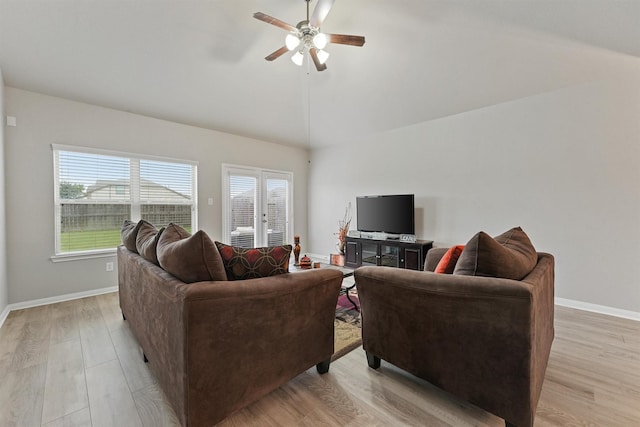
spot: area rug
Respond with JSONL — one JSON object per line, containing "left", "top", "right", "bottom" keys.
{"left": 332, "top": 290, "right": 362, "bottom": 361}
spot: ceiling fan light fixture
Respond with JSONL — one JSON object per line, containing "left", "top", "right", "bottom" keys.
{"left": 313, "top": 32, "right": 327, "bottom": 49}
{"left": 291, "top": 50, "right": 304, "bottom": 66}
{"left": 254, "top": 0, "right": 365, "bottom": 72}
{"left": 285, "top": 33, "right": 301, "bottom": 51}
{"left": 316, "top": 49, "right": 330, "bottom": 64}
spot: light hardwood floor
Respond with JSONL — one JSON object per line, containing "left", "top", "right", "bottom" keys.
{"left": 0, "top": 293, "right": 638, "bottom": 426}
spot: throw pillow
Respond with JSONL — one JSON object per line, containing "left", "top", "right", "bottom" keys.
{"left": 135, "top": 221, "right": 164, "bottom": 265}
{"left": 215, "top": 242, "right": 292, "bottom": 281}
{"left": 121, "top": 219, "right": 143, "bottom": 253}
{"left": 453, "top": 227, "right": 537, "bottom": 280}
{"left": 156, "top": 223, "right": 227, "bottom": 283}
{"left": 434, "top": 245, "right": 465, "bottom": 274}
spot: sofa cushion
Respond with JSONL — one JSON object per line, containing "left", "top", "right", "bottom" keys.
{"left": 136, "top": 221, "right": 164, "bottom": 265}
{"left": 453, "top": 227, "right": 537, "bottom": 280}
{"left": 157, "top": 223, "right": 227, "bottom": 283}
{"left": 121, "top": 220, "right": 143, "bottom": 253}
{"left": 434, "top": 245, "right": 465, "bottom": 274}
{"left": 215, "top": 242, "right": 292, "bottom": 280}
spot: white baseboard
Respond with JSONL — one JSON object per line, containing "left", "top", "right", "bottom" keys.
{"left": 0, "top": 286, "right": 118, "bottom": 329}
{"left": 555, "top": 297, "right": 640, "bottom": 322}
{"left": 0, "top": 305, "right": 10, "bottom": 330}
{"left": 2, "top": 287, "right": 637, "bottom": 331}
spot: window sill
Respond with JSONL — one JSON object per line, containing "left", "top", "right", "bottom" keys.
{"left": 50, "top": 249, "right": 117, "bottom": 263}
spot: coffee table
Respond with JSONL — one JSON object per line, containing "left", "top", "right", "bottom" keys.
{"left": 291, "top": 262, "right": 358, "bottom": 311}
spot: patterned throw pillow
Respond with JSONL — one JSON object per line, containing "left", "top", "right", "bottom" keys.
{"left": 434, "top": 245, "right": 465, "bottom": 274}
{"left": 214, "top": 242, "right": 292, "bottom": 281}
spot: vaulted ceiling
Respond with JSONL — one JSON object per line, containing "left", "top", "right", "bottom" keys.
{"left": 1, "top": 0, "right": 639, "bottom": 148}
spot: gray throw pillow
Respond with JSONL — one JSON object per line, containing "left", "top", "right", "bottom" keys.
{"left": 453, "top": 227, "right": 537, "bottom": 280}
{"left": 135, "top": 221, "right": 164, "bottom": 265}
{"left": 156, "top": 223, "right": 227, "bottom": 283}
{"left": 121, "top": 219, "right": 143, "bottom": 253}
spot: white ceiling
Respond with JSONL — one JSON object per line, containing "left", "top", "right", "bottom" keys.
{"left": 1, "top": 0, "right": 639, "bottom": 149}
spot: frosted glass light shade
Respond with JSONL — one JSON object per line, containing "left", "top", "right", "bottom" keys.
{"left": 316, "top": 49, "right": 329, "bottom": 64}
{"left": 285, "top": 33, "right": 301, "bottom": 51}
{"left": 291, "top": 51, "right": 304, "bottom": 66}
{"left": 313, "top": 33, "right": 328, "bottom": 49}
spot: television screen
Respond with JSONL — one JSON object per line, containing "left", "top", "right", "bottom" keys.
{"left": 356, "top": 194, "right": 415, "bottom": 235}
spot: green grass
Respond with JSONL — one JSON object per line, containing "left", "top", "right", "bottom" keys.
{"left": 60, "top": 229, "right": 122, "bottom": 252}
{"left": 60, "top": 225, "right": 192, "bottom": 252}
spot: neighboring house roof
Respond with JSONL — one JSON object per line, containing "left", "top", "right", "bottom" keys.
{"left": 85, "top": 179, "right": 190, "bottom": 200}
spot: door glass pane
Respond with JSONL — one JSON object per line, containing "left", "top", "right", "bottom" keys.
{"left": 229, "top": 175, "right": 256, "bottom": 248}
{"left": 265, "top": 178, "right": 288, "bottom": 246}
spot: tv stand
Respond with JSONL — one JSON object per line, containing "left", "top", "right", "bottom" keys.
{"left": 345, "top": 236, "right": 433, "bottom": 270}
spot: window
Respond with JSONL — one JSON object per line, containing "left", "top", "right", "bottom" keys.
{"left": 52, "top": 144, "right": 197, "bottom": 259}
{"left": 222, "top": 165, "right": 292, "bottom": 248}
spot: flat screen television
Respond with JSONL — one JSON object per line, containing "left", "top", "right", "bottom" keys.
{"left": 356, "top": 194, "right": 415, "bottom": 235}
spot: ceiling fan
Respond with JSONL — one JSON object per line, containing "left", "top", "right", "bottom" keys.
{"left": 254, "top": 0, "right": 365, "bottom": 72}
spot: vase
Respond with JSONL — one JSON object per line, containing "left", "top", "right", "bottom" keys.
{"left": 337, "top": 227, "right": 347, "bottom": 255}
{"left": 293, "top": 235, "right": 301, "bottom": 265}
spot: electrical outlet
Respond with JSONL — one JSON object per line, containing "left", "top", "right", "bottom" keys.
{"left": 106, "top": 262, "right": 114, "bottom": 272}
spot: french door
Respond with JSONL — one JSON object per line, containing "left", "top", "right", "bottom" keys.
{"left": 222, "top": 165, "right": 293, "bottom": 248}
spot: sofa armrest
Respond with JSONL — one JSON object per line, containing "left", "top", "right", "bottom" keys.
{"left": 355, "top": 266, "right": 537, "bottom": 386}
{"left": 180, "top": 269, "right": 344, "bottom": 426}
{"left": 355, "top": 255, "right": 554, "bottom": 427}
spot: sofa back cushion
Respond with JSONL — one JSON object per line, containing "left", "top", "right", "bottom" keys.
{"left": 215, "top": 242, "right": 292, "bottom": 280}
{"left": 453, "top": 227, "right": 537, "bottom": 280}
{"left": 136, "top": 221, "right": 164, "bottom": 265}
{"left": 121, "top": 220, "right": 143, "bottom": 252}
{"left": 157, "top": 223, "right": 227, "bottom": 283}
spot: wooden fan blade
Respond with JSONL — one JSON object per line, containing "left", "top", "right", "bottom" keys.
{"left": 253, "top": 12, "right": 296, "bottom": 32}
{"left": 265, "top": 46, "right": 289, "bottom": 61}
{"left": 328, "top": 34, "right": 366, "bottom": 47}
{"left": 310, "top": 0, "right": 335, "bottom": 28}
{"left": 309, "top": 48, "right": 328, "bottom": 72}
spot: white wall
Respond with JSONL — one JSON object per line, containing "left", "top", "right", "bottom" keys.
{"left": 308, "top": 74, "right": 640, "bottom": 314}
{"left": 4, "top": 88, "right": 310, "bottom": 304}
{"left": 0, "top": 68, "right": 8, "bottom": 315}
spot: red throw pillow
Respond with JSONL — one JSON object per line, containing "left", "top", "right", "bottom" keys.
{"left": 434, "top": 245, "right": 465, "bottom": 274}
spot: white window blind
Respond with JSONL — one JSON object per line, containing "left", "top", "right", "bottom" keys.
{"left": 53, "top": 144, "right": 197, "bottom": 256}
{"left": 228, "top": 174, "right": 258, "bottom": 248}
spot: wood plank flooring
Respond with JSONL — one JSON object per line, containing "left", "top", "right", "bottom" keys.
{"left": 0, "top": 293, "right": 638, "bottom": 426}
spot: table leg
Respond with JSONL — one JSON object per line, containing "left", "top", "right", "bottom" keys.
{"left": 342, "top": 283, "right": 359, "bottom": 312}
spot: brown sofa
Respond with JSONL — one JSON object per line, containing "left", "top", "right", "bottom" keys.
{"left": 118, "top": 232, "right": 343, "bottom": 426}
{"left": 355, "top": 233, "right": 554, "bottom": 427}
